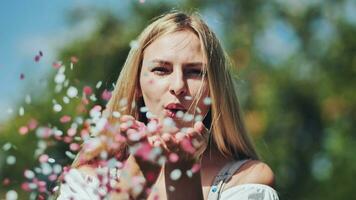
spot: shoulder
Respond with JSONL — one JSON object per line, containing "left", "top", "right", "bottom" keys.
{"left": 226, "top": 160, "right": 275, "bottom": 188}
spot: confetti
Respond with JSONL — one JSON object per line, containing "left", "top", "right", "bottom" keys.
{"left": 2, "top": 143, "right": 12, "bottom": 151}
{"left": 53, "top": 104, "right": 62, "bottom": 112}
{"left": 39, "top": 154, "right": 49, "bottom": 163}
{"left": 6, "top": 155, "right": 16, "bottom": 165}
{"left": 203, "top": 97, "right": 212, "bottom": 105}
{"left": 6, "top": 190, "right": 18, "bottom": 200}
{"left": 67, "top": 86, "right": 78, "bottom": 98}
{"left": 19, "top": 107, "right": 25, "bottom": 116}
{"left": 96, "top": 81, "right": 102, "bottom": 89}
{"left": 169, "top": 153, "right": 179, "bottom": 163}
{"left": 54, "top": 73, "right": 65, "bottom": 84}
{"left": 52, "top": 61, "right": 62, "bottom": 69}
{"left": 112, "top": 111, "right": 121, "bottom": 118}
{"left": 60, "top": 115, "right": 71, "bottom": 123}
{"left": 130, "top": 40, "right": 139, "bottom": 49}
{"left": 184, "top": 96, "right": 193, "bottom": 100}
{"left": 19, "top": 126, "right": 29, "bottom": 135}
{"left": 83, "top": 86, "right": 93, "bottom": 95}
{"left": 170, "top": 169, "right": 182, "bottom": 180}
{"left": 25, "top": 94, "right": 31, "bottom": 104}
{"left": 24, "top": 170, "right": 35, "bottom": 179}
{"left": 20, "top": 73, "right": 25, "bottom": 80}
{"left": 101, "top": 89, "right": 112, "bottom": 101}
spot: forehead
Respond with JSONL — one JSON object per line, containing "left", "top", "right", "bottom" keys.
{"left": 142, "top": 30, "right": 206, "bottom": 65}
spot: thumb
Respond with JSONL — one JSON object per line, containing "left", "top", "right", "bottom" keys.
{"left": 194, "top": 121, "right": 208, "bottom": 135}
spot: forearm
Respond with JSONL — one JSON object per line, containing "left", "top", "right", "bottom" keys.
{"left": 164, "top": 161, "right": 204, "bottom": 200}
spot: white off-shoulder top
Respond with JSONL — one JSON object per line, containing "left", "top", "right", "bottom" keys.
{"left": 57, "top": 160, "right": 279, "bottom": 200}
{"left": 219, "top": 183, "right": 279, "bottom": 200}
{"left": 207, "top": 159, "right": 279, "bottom": 200}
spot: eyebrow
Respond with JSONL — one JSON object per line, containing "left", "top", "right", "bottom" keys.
{"left": 151, "top": 59, "right": 203, "bottom": 68}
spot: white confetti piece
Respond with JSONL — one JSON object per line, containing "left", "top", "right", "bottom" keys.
{"left": 2, "top": 143, "right": 12, "bottom": 151}
{"left": 119, "top": 98, "right": 128, "bottom": 107}
{"left": 41, "top": 162, "right": 52, "bottom": 175}
{"left": 65, "top": 151, "right": 76, "bottom": 159}
{"left": 6, "top": 155, "right": 16, "bottom": 165}
{"left": 186, "top": 170, "right": 193, "bottom": 178}
{"left": 139, "top": 106, "right": 149, "bottom": 113}
{"left": 67, "top": 86, "right": 78, "bottom": 98}
{"left": 176, "top": 110, "right": 184, "bottom": 118}
{"left": 203, "top": 97, "right": 212, "bottom": 105}
{"left": 6, "top": 190, "right": 18, "bottom": 200}
{"left": 24, "top": 170, "right": 35, "bottom": 179}
{"left": 19, "top": 107, "right": 24, "bottom": 116}
{"left": 184, "top": 96, "right": 193, "bottom": 100}
{"left": 194, "top": 115, "right": 203, "bottom": 122}
{"left": 168, "top": 186, "right": 175, "bottom": 192}
{"left": 130, "top": 40, "right": 139, "bottom": 49}
{"left": 170, "top": 169, "right": 182, "bottom": 180}
{"left": 25, "top": 94, "right": 31, "bottom": 104}
{"left": 53, "top": 104, "right": 62, "bottom": 112}
{"left": 112, "top": 111, "right": 121, "bottom": 118}
{"left": 54, "top": 73, "right": 65, "bottom": 84}
{"left": 96, "top": 81, "right": 102, "bottom": 89}
{"left": 63, "top": 96, "right": 70, "bottom": 104}
{"left": 183, "top": 113, "right": 194, "bottom": 122}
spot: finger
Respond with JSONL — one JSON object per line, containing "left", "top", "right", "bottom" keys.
{"left": 174, "top": 132, "right": 186, "bottom": 142}
{"left": 127, "top": 128, "right": 143, "bottom": 142}
{"left": 194, "top": 121, "right": 208, "bottom": 134}
{"left": 162, "top": 133, "right": 179, "bottom": 152}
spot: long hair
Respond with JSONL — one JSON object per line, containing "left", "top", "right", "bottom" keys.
{"left": 73, "top": 11, "right": 258, "bottom": 168}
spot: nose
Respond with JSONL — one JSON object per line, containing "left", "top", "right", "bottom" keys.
{"left": 169, "top": 69, "right": 187, "bottom": 96}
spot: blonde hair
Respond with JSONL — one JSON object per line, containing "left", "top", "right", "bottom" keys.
{"left": 74, "top": 11, "right": 258, "bottom": 167}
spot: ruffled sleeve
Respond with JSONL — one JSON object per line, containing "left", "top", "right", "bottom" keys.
{"left": 56, "top": 168, "right": 101, "bottom": 200}
{"left": 220, "top": 184, "right": 279, "bottom": 200}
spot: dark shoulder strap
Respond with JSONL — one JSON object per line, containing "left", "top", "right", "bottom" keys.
{"left": 207, "top": 159, "right": 250, "bottom": 200}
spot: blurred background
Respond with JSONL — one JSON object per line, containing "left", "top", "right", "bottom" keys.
{"left": 0, "top": 0, "right": 355, "bottom": 199}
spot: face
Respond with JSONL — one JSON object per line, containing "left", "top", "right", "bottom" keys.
{"left": 139, "top": 30, "right": 210, "bottom": 128}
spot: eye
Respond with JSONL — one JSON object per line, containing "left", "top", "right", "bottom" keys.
{"left": 151, "top": 66, "right": 170, "bottom": 75}
{"left": 185, "top": 69, "right": 203, "bottom": 77}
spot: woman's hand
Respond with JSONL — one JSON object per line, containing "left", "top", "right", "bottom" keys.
{"left": 156, "top": 121, "right": 210, "bottom": 164}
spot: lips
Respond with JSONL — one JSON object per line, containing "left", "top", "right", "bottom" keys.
{"left": 164, "top": 103, "right": 187, "bottom": 118}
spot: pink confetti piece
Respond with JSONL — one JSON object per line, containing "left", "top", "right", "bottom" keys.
{"left": 2, "top": 178, "right": 10, "bottom": 186}
{"left": 83, "top": 86, "right": 93, "bottom": 96}
{"left": 60, "top": 115, "right": 71, "bottom": 123}
{"left": 52, "top": 61, "right": 62, "bottom": 69}
{"left": 191, "top": 163, "right": 201, "bottom": 173}
{"left": 169, "top": 153, "right": 179, "bottom": 163}
{"left": 101, "top": 89, "right": 112, "bottom": 101}
{"left": 69, "top": 143, "right": 80, "bottom": 151}
{"left": 39, "top": 154, "right": 49, "bottom": 163}
{"left": 21, "top": 182, "right": 30, "bottom": 191}
{"left": 180, "top": 138, "right": 195, "bottom": 154}
{"left": 19, "top": 126, "right": 29, "bottom": 135}
{"left": 27, "top": 118, "right": 38, "bottom": 130}
{"left": 67, "top": 128, "right": 76, "bottom": 137}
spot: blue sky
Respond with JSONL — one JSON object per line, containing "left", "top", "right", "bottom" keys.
{"left": 0, "top": 0, "right": 131, "bottom": 121}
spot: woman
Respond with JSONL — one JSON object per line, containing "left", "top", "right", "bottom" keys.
{"left": 57, "top": 11, "right": 279, "bottom": 200}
